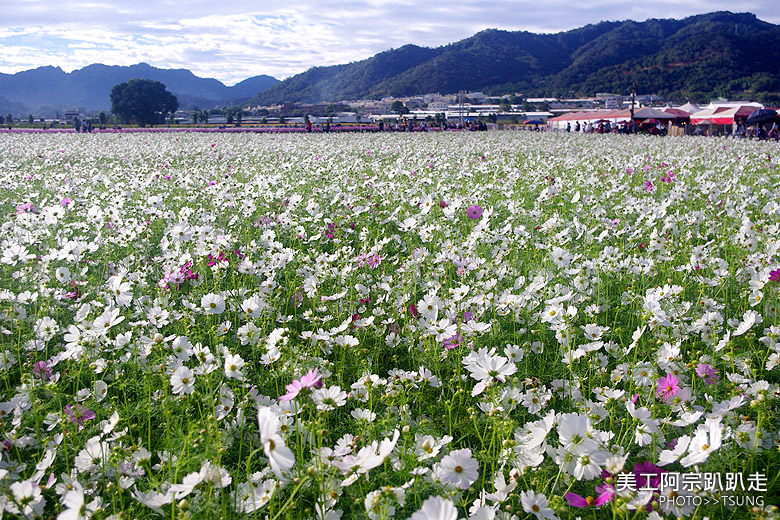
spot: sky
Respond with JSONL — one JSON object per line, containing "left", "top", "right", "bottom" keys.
{"left": 1, "top": 0, "right": 778, "bottom": 85}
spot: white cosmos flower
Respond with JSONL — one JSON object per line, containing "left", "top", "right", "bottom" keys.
{"left": 312, "top": 385, "right": 348, "bottom": 411}
{"left": 438, "top": 448, "right": 479, "bottom": 490}
{"left": 171, "top": 366, "right": 195, "bottom": 395}
{"left": 410, "top": 496, "right": 458, "bottom": 520}
{"left": 680, "top": 419, "right": 722, "bottom": 467}
{"left": 557, "top": 413, "right": 591, "bottom": 450}
{"left": 463, "top": 350, "right": 516, "bottom": 382}
{"left": 90, "top": 308, "right": 125, "bottom": 337}
{"left": 74, "top": 438, "right": 111, "bottom": 472}
{"left": 350, "top": 408, "right": 376, "bottom": 422}
{"left": 234, "top": 479, "right": 277, "bottom": 513}
{"left": 108, "top": 273, "right": 133, "bottom": 307}
{"left": 241, "top": 294, "right": 265, "bottom": 318}
{"left": 418, "top": 293, "right": 442, "bottom": 321}
{"left": 94, "top": 380, "right": 108, "bottom": 401}
{"left": 414, "top": 434, "right": 452, "bottom": 461}
{"left": 169, "top": 471, "right": 203, "bottom": 499}
{"left": 733, "top": 310, "right": 761, "bottom": 336}
{"left": 331, "top": 430, "right": 400, "bottom": 482}
{"left": 2, "top": 243, "right": 36, "bottom": 266}
{"left": 170, "top": 223, "right": 194, "bottom": 243}
{"left": 58, "top": 481, "right": 97, "bottom": 520}
{"left": 201, "top": 293, "right": 225, "bottom": 314}
{"left": 131, "top": 488, "right": 174, "bottom": 515}
{"left": 257, "top": 407, "right": 295, "bottom": 478}
{"left": 34, "top": 316, "right": 59, "bottom": 341}
{"left": 8, "top": 479, "right": 46, "bottom": 518}
{"left": 521, "top": 490, "right": 558, "bottom": 520}
{"left": 55, "top": 266, "right": 71, "bottom": 283}
{"left": 658, "top": 435, "right": 691, "bottom": 466}
{"left": 224, "top": 352, "right": 245, "bottom": 379}
{"left": 199, "top": 461, "right": 232, "bottom": 488}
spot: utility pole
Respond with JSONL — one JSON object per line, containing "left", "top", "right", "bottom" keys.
{"left": 630, "top": 82, "right": 636, "bottom": 134}
{"left": 459, "top": 90, "right": 464, "bottom": 128}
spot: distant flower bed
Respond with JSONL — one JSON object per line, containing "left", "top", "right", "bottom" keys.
{"left": 0, "top": 125, "right": 447, "bottom": 134}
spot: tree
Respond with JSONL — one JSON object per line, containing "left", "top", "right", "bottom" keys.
{"left": 223, "top": 107, "right": 244, "bottom": 126}
{"left": 6, "top": 114, "right": 13, "bottom": 125}
{"left": 391, "top": 100, "right": 409, "bottom": 115}
{"left": 0, "top": 115, "right": 4, "bottom": 125}
{"left": 110, "top": 79, "right": 178, "bottom": 127}
{"left": 28, "top": 114, "right": 34, "bottom": 125}
{"left": 98, "top": 111, "right": 107, "bottom": 125}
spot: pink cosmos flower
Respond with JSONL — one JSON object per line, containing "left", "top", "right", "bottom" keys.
{"left": 466, "top": 205, "right": 483, "bottom": 220}
{"left": 60, "top": 198, "right": 73, "bottom": 207}
{"left": 656, "top": 373, "right": 679, "bottom": 402}
{"left": 695, "top": 363, "right": 719, "bottom": 384}
{"left": 279, "top": 368, "right": 323, "bottom": 402}
{"left": 632, "top": 461, "right": 666, "bottom": 490}
{"left": 33, "top": 361, "right": 52, "bottom": 381}
{"left": 565, "top": 488, "right": 612, "bottom": 508}
{"left": 443, "top": 333, "right": 465, "bottom": 350}
{"left": 769, "top": 268, "right": 780, "bottom": 282}
{"left": 16, "top": 202, "right": 37, "bottom": 214}
{"left": 644, "top": 181, "right": 654, "bottom": 192}
{"left": 65, "top": 404, "right": 96, "bottom": 431}
{"left": 366, "top": 253, "right": 381, "bottom": 269}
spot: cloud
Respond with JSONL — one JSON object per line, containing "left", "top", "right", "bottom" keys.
{"left": 0, "top": 0, "right": 777, "bottom": 84}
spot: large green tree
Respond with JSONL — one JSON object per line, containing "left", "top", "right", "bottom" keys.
{"left": 110, "top": 79, "right": 178, "bottom": 127}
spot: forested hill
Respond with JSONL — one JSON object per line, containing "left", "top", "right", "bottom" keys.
{"left": 249, "top": 11, "right": 780, "bottom": 105}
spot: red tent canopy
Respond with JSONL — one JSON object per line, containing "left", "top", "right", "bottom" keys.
{"left": 691, "top": 106, "right": 757, "bottom": 125}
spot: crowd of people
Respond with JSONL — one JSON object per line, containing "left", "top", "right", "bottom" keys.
{"left": 565, "top": 120, "right": 638, "bottom": 134}
{"left": 730, "top": 121, "right": 780, "bottom": 140}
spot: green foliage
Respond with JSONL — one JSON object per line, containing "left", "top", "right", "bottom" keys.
{"left": 391, "top": 100, "right": 409, "bottom": 114}
{"left": 110, "top": 79, "right": 178, "bottom": 127}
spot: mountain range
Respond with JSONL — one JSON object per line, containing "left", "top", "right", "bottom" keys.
{"left": 2, "top": 11, "right": 779, "bottom": 117}
{"left": 249, "top": 11, "right": 780, "bottom": 105}
{"left": 0, "top": 63, "right": 278, "bottom": 117}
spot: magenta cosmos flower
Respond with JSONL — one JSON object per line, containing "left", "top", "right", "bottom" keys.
{"left": 33, "top": 361, "right": 52, "bottom": 381}
{"left": 466, "top": 205, "right": 483, "bottom": 220}
{"left": 565, "top": 487, "right": 613, "bottom": 508}
{"left": 656, "top": 373, "right": 679, "bottom": 401}
{"left": 65, "top": 404, "right": 96, "bottom": 431}
{"left": 695, "top": 363, "right": 719, "bottom": 384}
{"left": 279, "top": 368, "right": 323, "bottom": 402}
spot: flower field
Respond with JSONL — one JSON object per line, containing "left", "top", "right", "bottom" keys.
{"left": 0, "top": 131, "right": 779, "bottom": 519}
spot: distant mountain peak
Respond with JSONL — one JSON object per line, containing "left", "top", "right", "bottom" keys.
{"left": 0, "top": 64, "right": 279, "bottom": 116}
